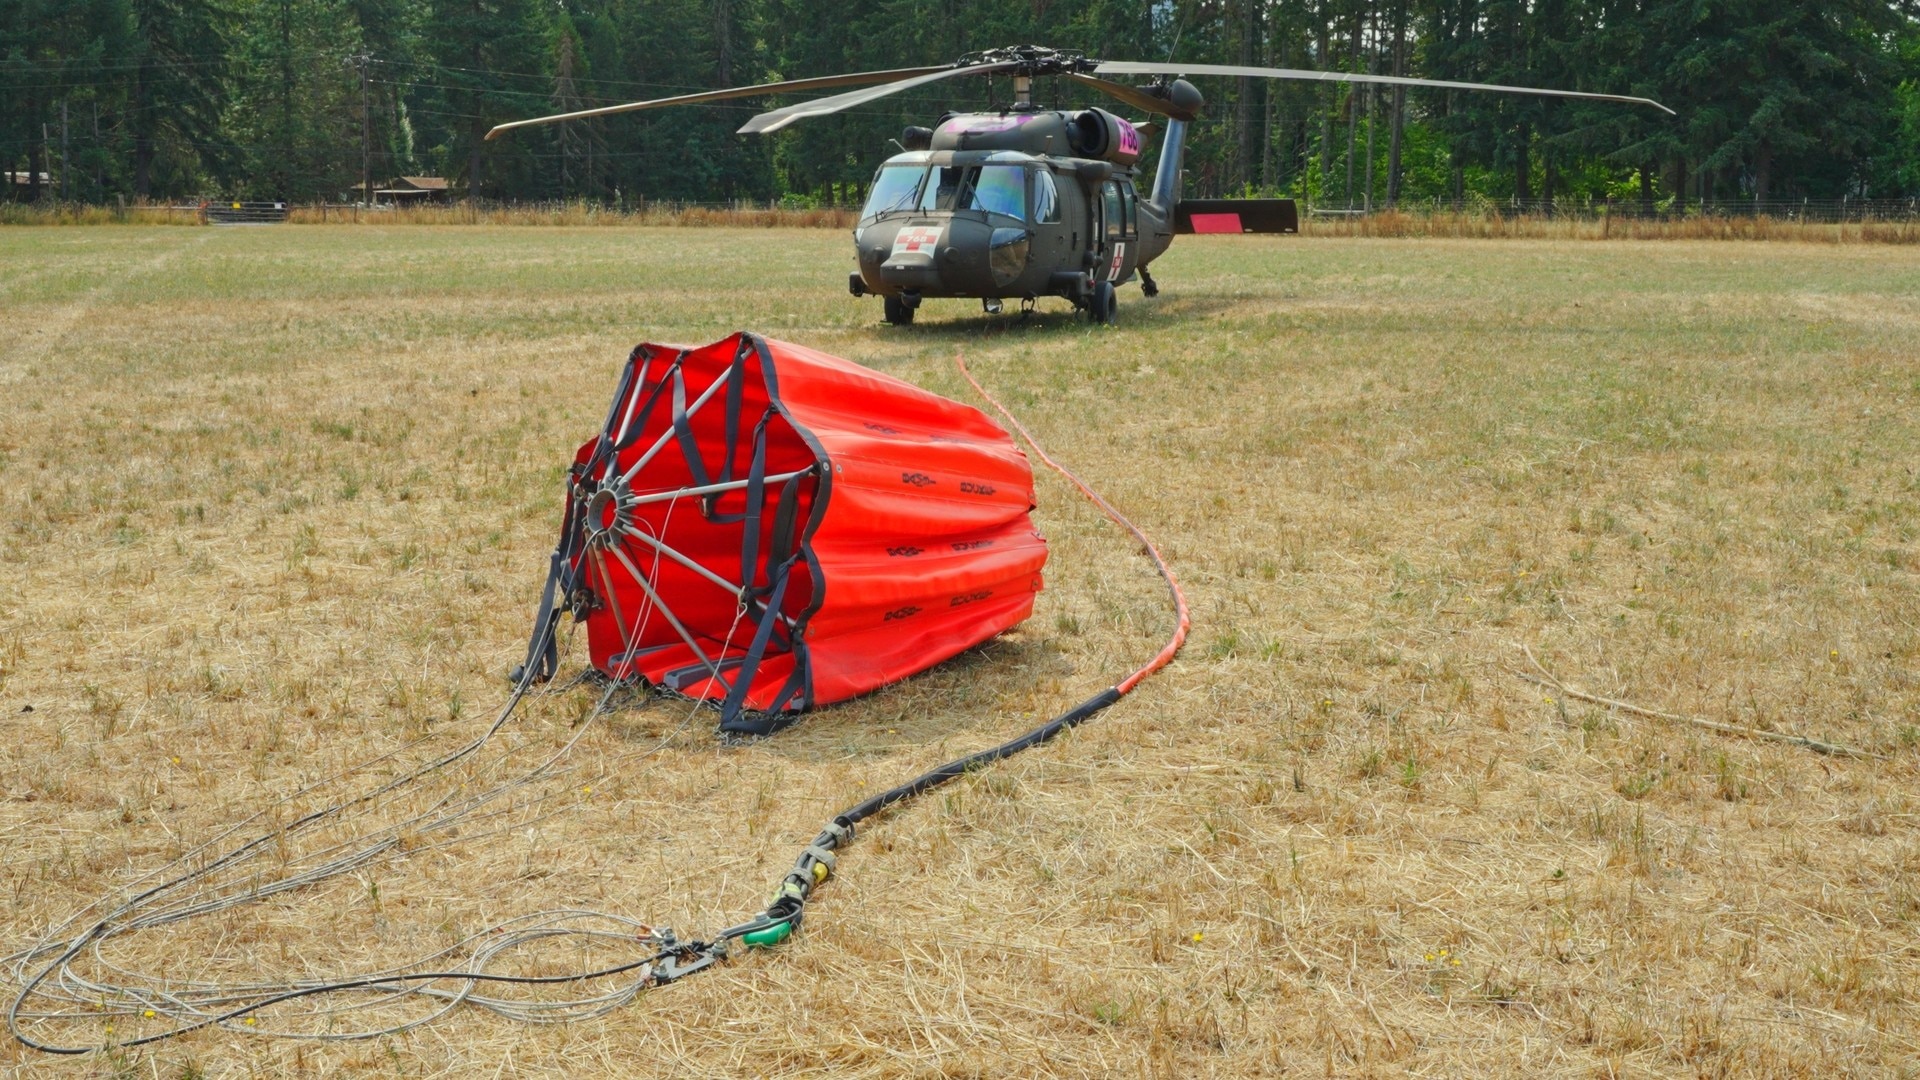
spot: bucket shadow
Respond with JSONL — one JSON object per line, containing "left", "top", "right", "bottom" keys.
{"left": 760, "top": 631, "right": 1078, "bottom": 765}
{"left": 601, "top": 631, "right": 1077, "bottom": 765}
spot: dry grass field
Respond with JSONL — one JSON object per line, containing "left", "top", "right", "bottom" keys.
{"left": 0, "top": 225, "right": 1917, "bottom": 1078}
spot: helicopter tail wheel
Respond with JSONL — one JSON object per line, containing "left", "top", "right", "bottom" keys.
{"left": 1090, "top": 280, "right": 1117, "bottom": 325}
{"left": 883, "top": 294, "right": 916, "bottom": 326}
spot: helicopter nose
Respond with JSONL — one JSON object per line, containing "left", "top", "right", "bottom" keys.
{"left": 882, "top": 224, "right": 945, "bottom": 268}
{"left": 864, "top": 221, "right": 948, "bottom": 293}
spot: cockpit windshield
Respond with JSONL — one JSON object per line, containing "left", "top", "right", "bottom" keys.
{"left": 862, "top": 162, "right": 1030, "bottom": 222}
{"left": 861, "top": 165, "right": 925, "bottom": 219}
{"left": 918, "top": 166, "right": 968, "bottom": 212}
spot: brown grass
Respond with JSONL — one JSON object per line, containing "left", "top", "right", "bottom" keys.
{"left": 1311, "top": 207, "right": 1920, "bottom": 243}
{"left": 1, "top": 201, "right": 858, "bottom": 229}
{"left": 12, "top": 201, "right": 1920, "bottom": 241}
{"left": 284, "top": 201, "right": 859, "bottom": 228}
{"left": 1, "top": 227, "right": 1918, "bottom": 1077}
{"left": 0, "top": 202, "right": 204, "bottom": 226}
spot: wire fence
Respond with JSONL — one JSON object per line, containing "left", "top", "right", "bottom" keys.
{"left": 1300, "top": 195, "right": 1920, "bottom": 222}
{"left": 7, "top": 194, "right": 1920, "bottom": 237}
{"left": 0, "top": 197, "right": 859, "bottom": 228}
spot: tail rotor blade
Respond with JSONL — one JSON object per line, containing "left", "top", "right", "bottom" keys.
{"left": 1093, "top": 60, "right": 1674, "bottom": 116}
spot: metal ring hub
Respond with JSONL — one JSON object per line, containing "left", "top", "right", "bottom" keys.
{"left": 581, "top": 476, "right": 633, "bottom": 549}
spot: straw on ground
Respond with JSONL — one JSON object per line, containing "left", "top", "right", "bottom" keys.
{"left": 0, "top": 226, "right": 1917, "bottom": 1077}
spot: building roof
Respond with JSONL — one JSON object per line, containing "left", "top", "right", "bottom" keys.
{"left": 387, "top": 176, "right": 449, "bottom": 191}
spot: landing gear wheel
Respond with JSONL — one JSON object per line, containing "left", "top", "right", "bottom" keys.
{"left": 883, "top": 294, "right": 915, "bottom": 326}
{"left": 1089, "top": 280, "right": 1117, "bottom": 325}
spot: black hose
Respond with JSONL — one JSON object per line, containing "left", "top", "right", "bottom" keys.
{"left": 833, "top": 686, "right": 1123, "bottom": 828}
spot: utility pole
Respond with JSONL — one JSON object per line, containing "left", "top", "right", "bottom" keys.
{"left": 60, "top": 100, "right": 70, "bottom": 203}
{"left": 1363, "top": 23, "right": 1377, "bottom": 214}
{"left": 354, "top": 54, "right": 373, "bottom": 204}
{"left": 1387, "top": 0, "right": 1407, "bottom": 207}
{"left": 1344, "top": 9, "right": 1360, "bottom": 209}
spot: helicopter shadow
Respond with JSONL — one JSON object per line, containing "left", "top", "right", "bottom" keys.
{"left": 850, "top": 292, "right": 1242, "bottom": 342}
{"left": 872, "top": 307, "right": 1088, "bottom": 341}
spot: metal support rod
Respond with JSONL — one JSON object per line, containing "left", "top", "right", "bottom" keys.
{"left": 623, "top": 468, "right": 811, "bottom": 508}
{"left": 610, "top": 354, "right": 670, "bottom": 448}
{"left": 589, "top": 548, "right": 635, "bottom": 651}
{"left": 616, "top": 367, "right": 736, "bottom": 487}
{"left": 605, "top": 544, "right": 730, "bottom": 691}
{"left": 618, "top": 525, "right": 798, "bottom": 627}
{"left": 618, "top": 526, "right": 740, "bottom": 597}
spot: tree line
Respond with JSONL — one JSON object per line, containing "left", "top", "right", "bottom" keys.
{"left": 4, "top": 0, "right": 1918, "bottom": 209}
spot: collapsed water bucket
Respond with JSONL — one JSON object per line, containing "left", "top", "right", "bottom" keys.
{"left": 520, "top": 332, "right": 1049, "bottom": 735}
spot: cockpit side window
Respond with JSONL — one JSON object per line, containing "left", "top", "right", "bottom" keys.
{"left": 964, "top": 165, "right": 1026, "bottom": 220}
{"left": 1032, "top": 169, "right": 1060, "bottom": 224}
{"left": 1101, "top": 179, "right": 1137, "bottom": 239}
{"left": 861, "top": 166, "right": 925, "bottom": 219}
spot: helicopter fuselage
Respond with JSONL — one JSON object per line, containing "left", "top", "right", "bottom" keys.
{"left": 848, "top": 104, "right": 1185, "bottom": 318}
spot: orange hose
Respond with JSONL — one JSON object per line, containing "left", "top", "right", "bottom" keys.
{"left": 954, "top": 352, "right": 1190, "bottom": 697}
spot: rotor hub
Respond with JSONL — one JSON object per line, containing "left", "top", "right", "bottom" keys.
{"left": 957, "top": 45, "right": 1094, "bottom": 77}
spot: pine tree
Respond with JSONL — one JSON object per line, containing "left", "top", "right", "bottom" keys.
{"left": 122, "top": 0, "right": 233, "bottom": 198}
{"left": 225, "top": 0, "right": 364, "bottom": 201}
{"left": 423, "top": 0, "right": 548, "bottom": 199}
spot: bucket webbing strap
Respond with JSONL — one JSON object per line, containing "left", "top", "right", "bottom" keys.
{"left": 709, "top": 335, "right": 753, "bottom": 513}
{"left": 672, "top": 340, "right": 750, "bottom": 513}
{"left": 717, "top": 558, "right": 794, "bottom": 734}
{"left": 730, "top": 644, "right": 810, "bottom": 735}
{"left": 735, "top": 412, "right": 773, "bottom": 597}
{"left": 610, "top": 349, "right": 676, "bottom": 452}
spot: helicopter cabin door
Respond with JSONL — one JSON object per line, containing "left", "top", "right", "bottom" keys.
{"left": 1025, "top": 165, "right": 1072, "bottom": 291}
{"left": 1096, "top": 178, "right": 1138, "bottom": 285}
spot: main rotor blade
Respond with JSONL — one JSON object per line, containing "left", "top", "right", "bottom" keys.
{"left": 1062, "top": 72, "right": 1180, "bottom": 118}
{"left": 485, "top": 65, "right": 951, "bottom": 140}
{"left": 1093, "top": 60, "right": 1674, "bottom": 116}
{"left": 738, "top": 61, "right": 1022, "bottom": 134}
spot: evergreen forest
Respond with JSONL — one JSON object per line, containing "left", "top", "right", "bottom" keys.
{"left": 5, "top": 0, "right": 1920, "bottom": 209}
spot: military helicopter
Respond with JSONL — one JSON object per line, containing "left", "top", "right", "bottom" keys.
{"left": 489, "top": 45, "right": 1670, "bottom": 325}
